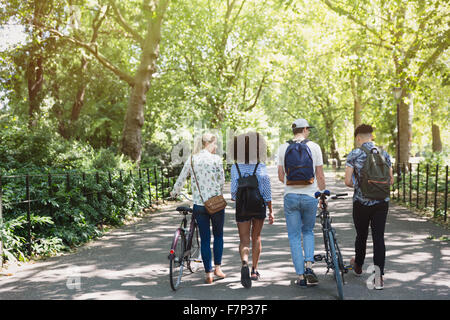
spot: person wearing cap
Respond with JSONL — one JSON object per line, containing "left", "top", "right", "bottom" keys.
{"left": 277, "top": 119, "right": 326, "bottom": 288}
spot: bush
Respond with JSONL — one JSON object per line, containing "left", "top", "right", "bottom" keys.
{"left": 0, "top": 118, "right": 157, "bottom": 263}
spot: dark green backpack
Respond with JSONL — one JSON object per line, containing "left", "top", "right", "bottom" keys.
{"left": 357, "top": 146, "right": 391, "bottom": 200}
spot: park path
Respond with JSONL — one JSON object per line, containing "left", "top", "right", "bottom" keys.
{"left": 0, "top": 167, "right": 449, "bottom": 300}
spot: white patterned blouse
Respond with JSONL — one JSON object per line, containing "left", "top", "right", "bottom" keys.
{"left": 172, "top": 149, "right": 225, "bottom": 206}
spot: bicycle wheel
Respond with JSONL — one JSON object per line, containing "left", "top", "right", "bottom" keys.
{"left": 333, "top": 231, "right": 346, "bottom": 281}
{"left": 169, "top": 229, "right": 186, "bottom": 291}
{"left": 328, "top": 230, "right": 344, "bottom": 300}
{"left": 188, "top": 224, "right": 202, "bottom": 273}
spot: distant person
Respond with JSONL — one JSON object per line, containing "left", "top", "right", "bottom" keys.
{"left": 345, "top": 124, "right": 393, "bottom": 290}
{"left": 277, "top": 119, "right": 326, "bottom": 288}
{"left": 171, "top": 133, "right": 226, "bottom": 284}
{"left": 230, "top": 132, "right": 273, "bottom": 289}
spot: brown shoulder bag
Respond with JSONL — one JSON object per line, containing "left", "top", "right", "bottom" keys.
{"left": 191, "top": 155, "right": 227, "bottom": 215}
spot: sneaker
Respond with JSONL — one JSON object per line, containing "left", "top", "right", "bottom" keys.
{"left": 350, "top": 257, "right": 362, "bottom": 277}
{"left": 374, "top": 275, "right": 384, "bottom": 290}
{"left": 250, "top": 270, "right": 260, "bottom": 281}
{"left": 241, "top": 263, "right": 252, "bottom": 289}
{"left": 295, "top": 277, "right": 307, "bottom": 288}
{"left": 304, "top": 268, "right": 319, "bottom": 284}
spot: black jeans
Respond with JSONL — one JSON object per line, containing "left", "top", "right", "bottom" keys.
{"left": 352, "top": 200, "right": 389, "bottom": 275}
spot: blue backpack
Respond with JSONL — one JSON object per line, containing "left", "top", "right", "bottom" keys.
{"left": 284, "top": 139, "right": 315, "bottom": 185}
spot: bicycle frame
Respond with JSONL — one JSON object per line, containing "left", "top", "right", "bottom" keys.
{"left": 168, "top": 210, "right": 197, "bottom": 262}
{"left": 314, "top": 191, "right": 348, "bottom": 300}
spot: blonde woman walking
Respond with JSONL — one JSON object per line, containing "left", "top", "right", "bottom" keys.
{"left": 171, "top": 133, "right": 226, "bottom": 284}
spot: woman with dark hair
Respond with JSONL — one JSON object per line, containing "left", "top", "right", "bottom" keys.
{"left": 229, "top": 132, "right": 273, "bottom": 288}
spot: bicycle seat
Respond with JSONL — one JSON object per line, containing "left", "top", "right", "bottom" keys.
{"left": 176, "top": 206, "right": 193, "bottom": 213}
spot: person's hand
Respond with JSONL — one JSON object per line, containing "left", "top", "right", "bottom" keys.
{"left": 318, "top": 198, "right": 327, "bottom": 208}
{"left": 268, "top": 211, "right": 274, "bottom": 225}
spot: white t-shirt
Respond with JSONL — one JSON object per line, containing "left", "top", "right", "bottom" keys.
{"left": 277, "top": 138, "right": 324, "bottom": 197}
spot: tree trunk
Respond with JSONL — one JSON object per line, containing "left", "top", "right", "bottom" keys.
{"left": 432, "top": 123, "right": 442, "bottom": 152}
{"left": 430, "top": 103, "right": 442, "bottom": 152}
{"left": 120, "top": 0, "right": 169, "bottom": 164}
{"left": 71, "top": 56, "right": 89, "bottom": 122}
{"left": 27, "top": 55, "right": 44, "bottom": 127}
{"left": 350, "top": 74, "right": 363, "bottom": 148}
{"left": 398, "top": 88, "right": 413, "bottom": 165}
{"left": 27, "top": 0, "right": 47, "bottom": 128}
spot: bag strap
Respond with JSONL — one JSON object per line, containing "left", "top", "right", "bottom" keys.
{"left": 191, "top": 155, "right": 205, "bottom": 204}
{"left": 235, "top": 162, "right": 242, "bottom": 178}
{"left": 253, "top": 162, "right": 260, "bottom": 176}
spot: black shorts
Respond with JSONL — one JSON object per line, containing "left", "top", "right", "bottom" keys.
{"left": 235, "top": 211, "right": 266, "bottom": 223}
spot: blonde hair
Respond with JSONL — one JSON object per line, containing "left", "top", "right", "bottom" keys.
{"left": 193, "top": 133, "right": 217, "bottom": 154}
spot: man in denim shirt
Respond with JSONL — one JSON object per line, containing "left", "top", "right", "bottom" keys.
{"left": 345, "top": 124, "right": 393, "bottom": 290}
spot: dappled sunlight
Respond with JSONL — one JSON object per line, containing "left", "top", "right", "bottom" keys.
{"left": 1, "top": 167, "right": 449, "bottom": 300}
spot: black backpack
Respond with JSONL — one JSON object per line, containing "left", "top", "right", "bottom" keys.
{"left": 235, "top": 162, "right": 266, "bottom": 218}
{"left": 356, "top": 146, "right": 391, "bottom": 200}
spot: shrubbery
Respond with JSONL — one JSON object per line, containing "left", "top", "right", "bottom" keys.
{"left": 0, "top": 117, "right": 173, "bottom": 263}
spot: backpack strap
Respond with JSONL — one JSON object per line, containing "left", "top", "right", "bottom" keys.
{"left": 253, "top": 162, "right": 260, "bottom": 176}
{"left": 235, "top": 162, "right": 242, "bottom": 178}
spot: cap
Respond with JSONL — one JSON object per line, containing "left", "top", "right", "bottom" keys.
{"left": 292, "top": 119, "right": 314, "bottom": 129}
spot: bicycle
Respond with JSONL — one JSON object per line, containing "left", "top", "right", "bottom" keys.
{"left": 313, "top": 190, "right": 349, "bottom": 300}
{"left": 168, "top": 193, "right": 202, "bottom": 291}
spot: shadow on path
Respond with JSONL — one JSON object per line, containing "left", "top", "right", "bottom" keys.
{"left": 0, "top": 167, "right": 449, "bottom": 300}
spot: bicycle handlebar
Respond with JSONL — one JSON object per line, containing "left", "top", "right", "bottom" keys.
{"left": 315, "top": 190, "right": 348, "bottom": 199}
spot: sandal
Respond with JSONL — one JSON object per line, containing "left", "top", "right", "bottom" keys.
{"left": 250, "top": 270, "right": 260, "bottom": 281}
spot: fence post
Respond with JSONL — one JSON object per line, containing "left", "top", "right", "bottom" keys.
{"left": 425, "top": 164, "right": 429, "bottom": 208}
{"left": 160, "top": 167, "right": 165, "bottom": 203}
{"left": 147, "top": 168, "right": 152, "bottom": 206}
{"left": 408, "top": 163, "right": 412, "bottom": 205}
{"left": 434, "top": 164, "right": 439, "bottom": 217}
{"left": 445, "top": 166, "right": 448, "bottom": 222}
{"left": 96, "top": 172, "right": 103, "bottom": 230}
{"left": 26, "top": 175, "right": 32, "bottom": 258}
{"left": 0, "top": 176, "right": 3, "bottom": 268}
{"left": 402, "top": 163, "right": 406, "bottom": 203}
{"left": 154, "top": 166, "right": 158, "bottom": 203}
{"left": 396, "top": 163, "right": 401, "bottom": 200}
{"left": 416, "top": 163, "right": 420, "bottom": 209}
{"left": 139, "top": 168, "right": 143, "bottom": 199}
{"left": 48, "top": 173, "right": 53, "bottom": 219}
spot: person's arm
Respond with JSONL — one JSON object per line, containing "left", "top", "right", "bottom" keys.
{"left": 170, "top": 155, "right": 191, "bottom": 197}
{"left": 278, "top": 165, "right": 285, "bottom": 183}
{"left": 389, "top": 167, "right": 394, "bottom": 185}
{"left": 315, "top": 165, "right": 326, "bottom": 191}
{"left": 345, "top": 166, "right": 354, "bottom": 188}
{"left": 230, "top": 164, "right": 237, "bottom": 201}
{"left": 267, "top": 201, "right": 274, "bottom": 224}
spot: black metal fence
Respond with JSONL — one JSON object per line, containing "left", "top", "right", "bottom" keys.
{"left": 392, "top": 163, "right": 448, "bottom": 222}
{"left": 0, "top": 165, "right": 184, "bottom": 259}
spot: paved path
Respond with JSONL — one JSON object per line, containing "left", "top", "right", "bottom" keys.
{"left": 1, "top": 167, "right": 449, "bottom": 300}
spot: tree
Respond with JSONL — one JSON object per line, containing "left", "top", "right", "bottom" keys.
{"left": 31, "top": 0, "right": 170, "bottom": 163}
{"left": 321, "top": 0, "right": 450, "bottom": 164}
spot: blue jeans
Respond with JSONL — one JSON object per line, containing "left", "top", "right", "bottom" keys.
{"left": 193, "top": 204, "right": 225, "bottom": 273}
{"left": 284, "top": 193, "right": 318, "bottom": 275}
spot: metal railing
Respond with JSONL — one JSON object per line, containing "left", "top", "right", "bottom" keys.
{"left": 0, "top": 165, "right": 184, "bottom": 259}
{"left": 392, "top": 163, "right": 448, "bottom": 222}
